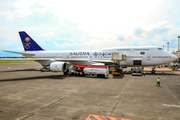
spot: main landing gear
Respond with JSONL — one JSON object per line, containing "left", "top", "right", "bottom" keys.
{"left": 40, "top": 66, "right": 49, "bottom": 72}
{"left": 40, "top": 68, "right": 47, "bottom": 72}
{"left": 151, "top": 67, "right": 156, "bottom": 74}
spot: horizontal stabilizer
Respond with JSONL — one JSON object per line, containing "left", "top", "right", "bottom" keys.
{"left": 2, "top": 50, "right": 35, "bottom": 57}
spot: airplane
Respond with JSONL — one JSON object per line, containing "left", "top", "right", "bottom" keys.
{"left": 2, "top": 31, "right": 177, "bottom": 74}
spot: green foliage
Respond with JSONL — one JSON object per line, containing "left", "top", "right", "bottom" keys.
{"left": 173, "top": 60, "right": 178, "bottom": 63}
{"left": 0, "top": 60, "right": 35, "bottom": 64}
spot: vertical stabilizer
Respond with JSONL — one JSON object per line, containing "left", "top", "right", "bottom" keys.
{"left": 19, "top": 31, "right": 44, "bottom": 51}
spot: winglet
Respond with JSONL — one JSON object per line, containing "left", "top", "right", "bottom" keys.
{"left": 19, "top": 31, "right": 44, "bottom": 51}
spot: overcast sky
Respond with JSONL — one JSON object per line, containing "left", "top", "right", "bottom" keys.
{"left": 0, "top": 0, "right": 180, "bottom": 57}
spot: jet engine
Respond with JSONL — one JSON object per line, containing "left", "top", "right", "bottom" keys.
{"left": 49, "top": 62, "right": 67, "bottom": 72}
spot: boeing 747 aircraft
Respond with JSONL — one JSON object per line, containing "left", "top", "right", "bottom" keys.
{"left": 3, "top": 31, "right": 177, "bottom": 74}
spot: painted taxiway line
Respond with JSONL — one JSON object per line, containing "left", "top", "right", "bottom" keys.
{"left": 86, "top": 114, "right": 131, "bottom": 120}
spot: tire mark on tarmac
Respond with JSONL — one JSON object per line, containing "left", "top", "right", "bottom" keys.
{"left": 164, "top": 84, "right": 180, "bottom": 104}
{"left": 16, "top": 90, "right": 77, "bottom": 120}
{"left": 109, "top": 78, "right": 133, "bottom": 117}
{"left": 17, "top": 79, "right": 98, "bottom": 120}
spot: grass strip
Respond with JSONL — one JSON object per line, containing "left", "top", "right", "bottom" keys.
{"left": 0, "top": 60, "right": 36, "bottom": 64}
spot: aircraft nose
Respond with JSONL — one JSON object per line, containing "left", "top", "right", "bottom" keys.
{"left": 171, "top": 54, "right": 178, "bottom": 61}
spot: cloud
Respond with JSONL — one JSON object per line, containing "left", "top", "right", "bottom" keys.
{"left": 69, "top": 39, "right": 74, "bottom": 42}
{"left": 1, "top": 0, "right": 180, "bottom": 57}
{"left": 53, "top": 41, "right": 78, "bottom": 48}
{"left": 0, "top": 26, "right": 21, "bottom": 50}
{"left": 78, "top": 21, "right": 180, "bottom": 51}
{"left": 14, "top": 0, "right": 40, "bottom": 16}
{"left": 0, "top": 11, "right": 14, "bottom": 20}
{"left": 134, "top": 28, "right": 144, "bottom": 36}
{"left": 43, "top": 32, "right": 54, "bottom": 36}
{"left": 11, "top": 0, "right": 170, "bottom": 32}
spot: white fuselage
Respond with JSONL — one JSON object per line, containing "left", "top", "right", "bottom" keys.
{"left": 24, "top": 46, "right": 177, "bottom": 67}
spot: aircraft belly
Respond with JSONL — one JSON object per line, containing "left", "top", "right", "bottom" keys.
{"left": 143, "top": 59, "right": 165, "bottom": 66}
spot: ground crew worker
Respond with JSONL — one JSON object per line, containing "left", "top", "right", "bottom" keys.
{"left": 156, "top": 77, "right": 160, "bottom": 87}
{"left": 143, "top": 71, "right": 146, "bottom": 76}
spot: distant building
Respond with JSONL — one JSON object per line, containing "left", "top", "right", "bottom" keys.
{"left": 178, "top": 36, "right": 180, "bottom": 51}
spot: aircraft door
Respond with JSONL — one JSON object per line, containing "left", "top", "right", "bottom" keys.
{"left": 147, "top": 54, "right": 151, "bottom": 61}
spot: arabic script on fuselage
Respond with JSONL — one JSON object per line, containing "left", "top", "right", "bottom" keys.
{"left": 70, "top": 52, "right": 111, "bottom": 56}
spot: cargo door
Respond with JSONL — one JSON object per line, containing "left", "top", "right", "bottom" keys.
{"left": 133, "top": 60, "right": 141, "bottom": 65}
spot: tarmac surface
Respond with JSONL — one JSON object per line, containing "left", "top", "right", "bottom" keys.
{"left": 0, "top": 63, "right": 180, "bottom": 120}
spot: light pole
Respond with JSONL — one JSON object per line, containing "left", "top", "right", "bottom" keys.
{"left": 167, "top": 42, "right": 169, "bottom": 52}
{"left": 178, "top": 36, "right": 180, "bottom": 51}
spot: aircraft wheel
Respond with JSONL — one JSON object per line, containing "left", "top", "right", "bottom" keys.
{"left": 151, "top": 70, "right": 155, "bottom": 74}
{"left": 40, "top": 68, "right": 45, "bottom": 72}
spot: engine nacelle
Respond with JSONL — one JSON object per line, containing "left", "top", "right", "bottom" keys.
{"left": 49, "top": 62, "right": 67, "bottom": 72}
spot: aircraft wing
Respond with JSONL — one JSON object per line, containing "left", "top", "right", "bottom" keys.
{"left": 35, "top": 58, "right": 114, "bottom": 65}
{"left": 54, "top": 59, "right": 114, "bottom": 65}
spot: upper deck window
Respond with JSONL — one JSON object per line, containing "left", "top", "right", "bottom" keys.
{"left": 117, "top": 49, "right": 130, "bottom": 51}
{"left": 158, "top": 48, "right": 163, "bottom": 50}
{"left": 134, "top": 49, "right": 149, "bottom": 51}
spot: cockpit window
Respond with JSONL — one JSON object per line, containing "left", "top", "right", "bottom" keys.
{"left": 158, "top": 48, "right": 163, "bottom": 50}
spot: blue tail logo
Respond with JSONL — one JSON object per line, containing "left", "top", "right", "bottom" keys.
{"left": 19, "top": 31, "right": 44, "bottom": 51}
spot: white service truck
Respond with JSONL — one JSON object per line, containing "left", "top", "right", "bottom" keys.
{"left": 68, "top": 65, "right": 109, "bottom": 78}
{"left": 83, "top": 67, "right": 109, "bottom": 78}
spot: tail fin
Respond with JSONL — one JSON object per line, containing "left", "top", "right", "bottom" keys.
{"left": 19, "top": 31, "right": 44, "bottom": 51}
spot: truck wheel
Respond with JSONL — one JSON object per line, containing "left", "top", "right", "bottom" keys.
{"left": 78, "top": 72, "right": 80, "bottom": 76}
{"left": 97, "top": 74, "right": 100, "bottom": 78}
{"left": 103, "top": 75, "right": 105, "bottom": 78}
{"left": 100, "top": 75, "right": 105, "bottom": 78}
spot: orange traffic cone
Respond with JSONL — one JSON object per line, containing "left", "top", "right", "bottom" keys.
{"left": 67, "top": 74, "right": 69, "bottom": 78}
